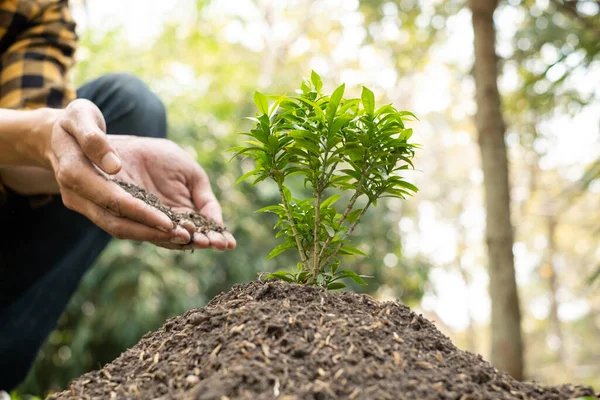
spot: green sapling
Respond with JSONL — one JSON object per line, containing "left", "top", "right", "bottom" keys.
{"left": 232, "top": 71, "right": 419, "bottom": 289}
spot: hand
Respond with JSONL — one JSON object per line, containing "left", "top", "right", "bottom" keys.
{"left": 46, "top": 99, "right": 235, "bottom": 250}
{"left": 110, "top": 135, "right": 236, "bottom": 250}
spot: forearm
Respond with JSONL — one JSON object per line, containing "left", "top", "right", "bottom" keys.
{"left": 0, "top": 166, "right": 60, "bottom": 195}
{"left": 0, "top": 108, "right": 62, "bottom": 168}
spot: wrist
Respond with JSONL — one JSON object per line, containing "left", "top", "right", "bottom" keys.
{"left": 27, "top": 108, "right": 64, "bottom": 168}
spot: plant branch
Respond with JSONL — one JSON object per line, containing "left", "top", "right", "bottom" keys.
{"left": 312, "top": 138, "right": 332, "bottom": 279}
{"left": 277, "top": 183, "right": 308, "bottom": 266}
{"left": 320, "top": 199, "right": 373, "bottom": 268}
{"left": 319, "top": 165, "right": 369, "bottom": 258}
{"left": 312, "top": 189, "right": 321, "bottom": 278}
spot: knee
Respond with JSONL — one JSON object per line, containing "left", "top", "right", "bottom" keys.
{"left": 100, "top": 73, "right": 167, "bottom": 139}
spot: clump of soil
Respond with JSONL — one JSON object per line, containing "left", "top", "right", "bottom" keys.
{"left": 112, "top": 179, "right": 225, "bottom": 234}
{"left": 51, "top": 281, "right": 597, "bottom": 400}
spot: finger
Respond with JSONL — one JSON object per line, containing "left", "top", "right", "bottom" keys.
{"left": 200, "top": 200, "right": 224, "bottom": 226}
{"left": 191, "top": 173, "right": 224, "bottom": 225}
{"left": 206, "top": 230, "right": 227, "bottom": 250}
{"left": 153, "top": 233, "right": 211, "bottom": 250}
{"left": 222, "top": 231, "right": 237, "bottom": 249}
{"left": 193, "top": 232, "right": 211, "bottom": 248}
{"left": 154, "top": 243, "right": 194, "bottom": 251}
{"left": 179, "top": 218, "right": 197, "bottom": 236}
{"left": 63, "top": 190, "right": 191, "bottom": 243}
{"left": 54, "top": 131, "right": 174, "bottom": 231}
{"left": 62, "top": 99, "right": 122, "bottom": 174}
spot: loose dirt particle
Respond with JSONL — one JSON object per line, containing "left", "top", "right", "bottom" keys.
{"left": 51, "top": 281, "right": 598, "bottom": 400}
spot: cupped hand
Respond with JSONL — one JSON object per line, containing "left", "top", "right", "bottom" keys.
{"left": 47, "top": 98, "right": 235, "bottom": 250}
{"left": 110, "top": 135, "right": 236, "bottom": 250}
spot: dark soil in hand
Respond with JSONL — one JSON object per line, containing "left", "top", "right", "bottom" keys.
{"left": 50, "top": 281, "right": 597, "bottom": 400}
{"left": 112, "top": 179, "right": 225, "bottom": 234}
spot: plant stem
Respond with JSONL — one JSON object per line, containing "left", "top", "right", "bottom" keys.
{"left": 277, "top": 184, "right": 308, "bottom": 267}
{"left": 312, "top": 189, "right": 321, "bottom": 279}
{"left": 312, "top": 146, "right": 330, "bottom": 281}
{"left": 318, "top": 167, "right": 368, "bottom": 259}
{"left": 320, "top": 199, "right": 373, "bottom": 268}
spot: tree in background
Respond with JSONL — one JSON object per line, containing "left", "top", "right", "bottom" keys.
{"left": 502, "top": 0, "right": 600, "bottom": 381}
{"left": 470, "top": 0, "right": 523, "bottom": 379}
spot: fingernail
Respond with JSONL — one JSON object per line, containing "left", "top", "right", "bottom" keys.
{"left": 170, "top": 227, "right": 190, "bottom": 244}
{"left": 101, "top": 152, "right": 121, "bottom": 174}
{"left": 158, "top": 214, "right": 174, "bottom": 232}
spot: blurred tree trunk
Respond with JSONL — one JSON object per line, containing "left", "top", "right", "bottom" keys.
{"left": 469, "top": 0, "right": 524, "bottom": 380}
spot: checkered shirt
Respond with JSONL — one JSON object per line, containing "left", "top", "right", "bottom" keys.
{"left": 0, "top": 0, "right": 77, "bottom": 197}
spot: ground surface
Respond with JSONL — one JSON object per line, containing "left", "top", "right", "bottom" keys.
{"left": 113, "top": 179, "right": 225, "bottom": 234}
{"left": 51, "top": 281, "right": 597, "bottom": 400}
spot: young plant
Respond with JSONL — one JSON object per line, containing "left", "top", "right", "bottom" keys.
{"left": 232, "top": 71, "right": 419, "bottom": 289}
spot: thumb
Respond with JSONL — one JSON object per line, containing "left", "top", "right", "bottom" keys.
{"left": 192, "top": 177, "right": 224, "bottom": 225}
{"left": 61, "top": 99, "right": 122, "bottom": 174}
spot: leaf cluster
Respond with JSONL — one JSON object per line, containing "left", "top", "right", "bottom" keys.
{"left": 232, "top": 71, "right": 419, "bottom": 289}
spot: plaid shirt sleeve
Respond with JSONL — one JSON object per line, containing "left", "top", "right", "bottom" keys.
{"left": 0, "top": 0, "right": 77, "bottom": 110}
{"left": 0, "top": 0, "right": 77, "bottom": 196}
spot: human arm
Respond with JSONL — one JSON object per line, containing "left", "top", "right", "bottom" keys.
{"left": 0, "top": 100, "right": 236, "bottom": 250}
{"left": 0, "top": 2, "right": 234, "bottom": 249}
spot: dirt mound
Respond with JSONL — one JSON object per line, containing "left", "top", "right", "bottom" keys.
{"left": 50, "top": 281, "right": 597, "bottom": 400}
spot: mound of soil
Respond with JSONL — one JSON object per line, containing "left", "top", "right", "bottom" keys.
{"left": 112, "top": 179, "right": 225, "bottom": 234}
{"left": 50, "top": 281, "right": 597, "bottom": 400}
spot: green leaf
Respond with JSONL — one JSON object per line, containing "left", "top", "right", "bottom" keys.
{"left": 293, "top": 96, "right": 325, "bottom": 120}
{"left": 346, "top": 209, "right": 363, "bottom": 223}
{"left": 338, "top": 270, "right": 368, "bottom": 285}
{"left": 326, "top": 83, "right": 345, "bottom": 126}
{"left": 395, "top": 180, "right": 419, "bottom": 193}
{"left": 300, "top": 79, "right": 311, "bottom": 94}
{"left": 269, "top": 94, "right": 287, "bottom": 117}
{"left": 338, "top": 98, "right": 360, "bottom": 114}
{"left": 341, "top": 169, "right": 362, "bottom": 181}
{"left": 327, "top": 282, "right": 346, "bottom": 290}
{"left": 256, "top": 205, "right": 284, "bottom": 214}
{"left": 284, "top": 166, "right": 311, "bottom": 178}
{"left": 266, "top": 271, "right": 296, "bottom": 283}
{"left": 339, "top": 245, "right": 368, "bottom": 257}
{"left": 296, "top": 271, "right": 310, "bottom": 283}
{"left": 242, "top": 116, "right": 261, "bottom": 124}
{"left": 236, "top": 169, "right": 258, "bottom": 184}
{"left": 311, "top": 70, "right": 323, "bottom": 92}
{"left": 398, "top": 110, "right": 419, "bottom": 120}
{"left": 266, "top": 241, "right": 296, "bottom": 260}
{"left": 282, "top": 186, "right": 292, "bottom": 204}
{"left": 328, "top": 115, "right": 351, "bottom": 141}
{"left": 320, "top": 194, "right": 341, "bottom": 209}
{"left": 254, "top": 91, "right": 269, "bottom": 115}
{"left": 292, "top": 139, "right": 321, "bottom": 156}
{"left": 324, "top": 225, "right": 336, "bottom": 237}
{"left": 287, "top": 129, "right": 317, "bottom": 141}
{"left": 228, "top": 146, "right": 267, "bottom": 161}
{"left": 400, "top": 128, "right": 413, "bottom": 141}
{"left": 361, "top": 86, "right": 375, "bottom": 115}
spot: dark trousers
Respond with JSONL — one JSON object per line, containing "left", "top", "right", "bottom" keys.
{"left": 0, "top": 73, "right": 167, "bottom": 390}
